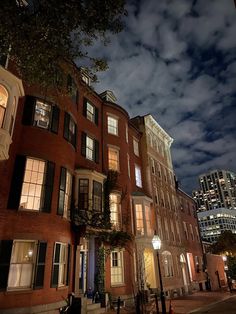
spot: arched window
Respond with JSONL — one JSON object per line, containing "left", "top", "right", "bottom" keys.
{"left": 162, "top": 251, "right": 174, "bottom": 277}
{"left": 0, "top": 84, "right": 8, "bottom": 128}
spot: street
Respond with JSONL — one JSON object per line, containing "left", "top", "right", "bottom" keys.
{"left": 190, "top": 295, "right": 236, "bottom": 314}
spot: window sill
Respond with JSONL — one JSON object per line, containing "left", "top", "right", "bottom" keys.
{"left": 5, "top": 288, "right": 33, "bottom": 295}
{"left": 111, "top": 283, "right": 125, "bottom": 287}
{"left": 56, "top": 285, "right": 68, "bottom": 291}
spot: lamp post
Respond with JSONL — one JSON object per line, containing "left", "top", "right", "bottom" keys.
{"left": 152, "top": 235, "right": 166, "bottom": 314}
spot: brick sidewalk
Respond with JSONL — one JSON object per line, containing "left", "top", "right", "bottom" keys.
{"left": 106, "top": 290, "right": 236, "bottom": 314}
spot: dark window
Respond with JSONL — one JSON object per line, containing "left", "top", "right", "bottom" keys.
{"left": 64, "top": 112, "right": 77, "bottom": 147}
{"left": 79, "top": 179, "right": 89, "bottom": 211}
{"left": 67, "top": 75, "right": 78, "bottom": 104}
{"left": 22, "top": 96, "right": 60, "bottom": 133}
{"left": 34, "top": 242, "right": 47, "bottom": 289}
{"left": 93, "top": 181, "right": 102, "bottom": 212}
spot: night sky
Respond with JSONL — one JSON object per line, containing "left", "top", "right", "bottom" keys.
{"left": 87, "top": 0, "right": 236, "bottom": 194}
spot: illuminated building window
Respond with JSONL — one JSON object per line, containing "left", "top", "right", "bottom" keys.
{"left": 135, "top": 165, "right": 142, "bottom": 187}
{"left": 0, "top": 84, "right": 8, "bottom": 128}
{"left": 7, "top": 240, "right": 37, "bottom": 289}
{"left": 108, "top": 147, "right": 119, "bottom": 171}
{"left": 107, "top": 116, "right": 118, "bottom": 135}
{"left": 135, "top": 204, "right": 144, "bottom": 235}
{"left": 111, "top": 250, "right": 124, "bottom": 285}
{"left": 110, "top": 193, "right": 121, "bottom": 229}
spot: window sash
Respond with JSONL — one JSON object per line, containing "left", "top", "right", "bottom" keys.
{"left": 135, "top": 165, "right": 142, "bottom": 187}
{"left": 93, "top": 181, "right": 102, "bottom": 212}
{"left": 7, "top": 240, "right": 36, "bottom": 290}
{"left": 86, "top": 102, "right": 95, "bottom": 122}
{"left": 111, "top": 251, "right": 124, "bottom": 285}
{"left": 135, "top": 204, "right": 144, "bottom": 235}
{"left": 79, "top": 179, "right": 89, "bottom": 210}
{"left": 108, "top": 148, "right": 119, "bottom": 171}
{"left": 86, "top": 136, "right": 94, "bottom": 160}
{"left": 34, "top": 100, "right": 51, "bottom": 129}
{"left": 110, "top": 194, "right": 120, "bottom": 229}
{"left": 108, "top": 116, "right": 118, "bottom": 135}
{"left": 19, "top": 158, "right": 46, "bottom": 211}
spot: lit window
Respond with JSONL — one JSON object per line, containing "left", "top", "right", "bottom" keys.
{"left": 19, "top": 158, "right": 46, "bottom": 211}
{"left": 83, "top": 99, "right": 98, "bottom": 124}
{"left": 8, "top": 240, "right": 36, "bottom": 289}
{"left": 52, "top": 243, "right": 69, "bottom": 287}
{"left": 133, "top": 138, "right": 139, "bottom": 156}
{"left": 58, "top": 168, "right": 72, "bottom": 218}
{"left": 34, "top": 100, "right": 51, "bottom": 129}
{"left": 0, "top": 84, "right": 8, "bottom": 128}
{"left": 162, "top": 251, "right": 174, "bottom": 277}
{"left": 81, "top": 132, "right": 99, "bottom": 163}
{"left": 111, "top": 250, "right": 124, "bottom": 285}
{"left": 145, "top": 205, "right": 152, "bottom": 236}
{"left": 135, "top": 165, "right": 142, "bottom": 187}
{"left": 108, "top": 147, "right": 119, "bottom": 171}
{"left": 110, "top": 194, "right": 121, "bottom": 229}
{"left": 107, "top": 116, "right": 118, "bottom": 135}
{"left": 135, "top": 204, "right": 144, "bottom": 235}
{"left": 93, "top": 181, "right": 102, "bottom": 212}
{"left": 86, "top": 136, "right": 94, "bottom": 160}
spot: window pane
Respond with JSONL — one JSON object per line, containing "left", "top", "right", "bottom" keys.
{"left": 34, "top": 100, "right": 51, "bottom": 129}
{"left": 19, "top": 158, "right": 45, "bottom": 211}
{"left": 108, "top": 148, "right": 119, "bottom": 170}
{"left": 0, "top": 84, "right": 8, "bottom": 128}
{"left": 111, "top": 251, "right": 124, "bottom": 285}
{"left": 8, "top": 241, "right": 36, "bottom": 289}
{"left": 135, "top": 204, "right": 144, "bottom": 235}
{"left": 86, "top": 136, "right": 94, "bottom": 160}
{"left": 135, "top": 165, "right": 142, "bottom": 187}
{"left": 108, "top": 116, "right": 118, "bottom": 135}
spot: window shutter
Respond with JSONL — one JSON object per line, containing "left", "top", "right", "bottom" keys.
{"left": 72, "top": 123, "right": 77, "bottom": 148}
{"left": 66, "top": 244, "right": 71, "bottom": 286}
{"left": 34, "top": 242, "right": 47, "bottom": 289}
{"left": 51, "top": 243, "right": 60, "bottom": 287}
{"left": 64, "top": 112, "right": 70, "bottom": 140}
{"left": 0, "top": 240, "right": 13, "bottom": 290}
{"left": 58, "top": 167, "right": 66, "bottom": 216}
{"left": 81, "top": 132, "right": 86, "bottom": 157}
{"left": 94, "top": 140, "right": 99, "bottom": 163}
{"left": 95, "top": 107, "right": 99, "bottom": 125}
{"left": 41, "top": 161, "right": 55, "bottom": 213}
{"left": 7, "top": 155, "right": 26, "bottom": 209}
{"left": 22, "top": 96, "right": 35, "bottom": 125}
{"left": 83, "top": 98, "right": 87, "bottom": 117}
{"left": 51, "top": 105, "right": 60, "bottom": 133}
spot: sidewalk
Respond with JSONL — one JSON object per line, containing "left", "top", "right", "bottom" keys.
{"left": 170, "top": 290, "right": 235, "bottom": 314}
{"left": 106, "top": 290, "right": 236, "bottom": 314}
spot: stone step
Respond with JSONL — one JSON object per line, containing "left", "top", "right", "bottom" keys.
{"left": 87, "top": 302, "right": 106, "bottom": 314}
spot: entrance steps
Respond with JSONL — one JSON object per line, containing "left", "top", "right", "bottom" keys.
{"left": 86, "top": 299, "right": 106, "bottom": 314}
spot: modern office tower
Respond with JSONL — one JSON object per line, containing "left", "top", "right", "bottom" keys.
{"left": 193, "top": 170, "right": 236, "bottom": 242}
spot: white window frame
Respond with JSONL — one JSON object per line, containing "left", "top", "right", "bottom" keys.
{"left": 111, "top": 250, "right": 124, "bottom": 286}
{"left": 54, "top": 243, "right": 68, "bottom": 287}
{"left": 133, "top": 138, "right": 139, "bottom": 156}
{"left": 108, "top": 147, "right": 119, "bottom": 171}
{"left": 107, "top": 115, "right": 118, "bottom": 135}
{"left": 19, "top": 157, "right": 46, "bottom": 211}
{"left": 7, "top": 240, "right": 37, "bottom": 290}
{"left": 135, "top": 164, "right": 142, "bottom": 188}
{"left": 63, "top": 170, "right": 72, "bottom": 219}
{"left": 86, "top": 135, "right": 94, "bottom": 161}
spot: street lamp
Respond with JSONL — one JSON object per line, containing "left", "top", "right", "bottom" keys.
{"left": 152, "top": 235, "right": 166, "bottom": 314}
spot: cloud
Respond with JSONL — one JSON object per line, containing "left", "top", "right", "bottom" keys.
{"left": 83, "top": 0, "right": 236, "bottom": 194}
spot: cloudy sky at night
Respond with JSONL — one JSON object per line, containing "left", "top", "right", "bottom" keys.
{"left": 88, "top": 0, "right": 236, "bottom": 194}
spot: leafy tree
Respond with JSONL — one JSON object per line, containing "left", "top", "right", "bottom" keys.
{"left": 0, "top": 0, "right": 126, "bottom": 86}
{"left": 211, "top": 230, "right": 236, "bottom": 255}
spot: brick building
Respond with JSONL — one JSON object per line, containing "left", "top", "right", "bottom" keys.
{"left": 0, "top": 62, "right": 220, "bottom": 313}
